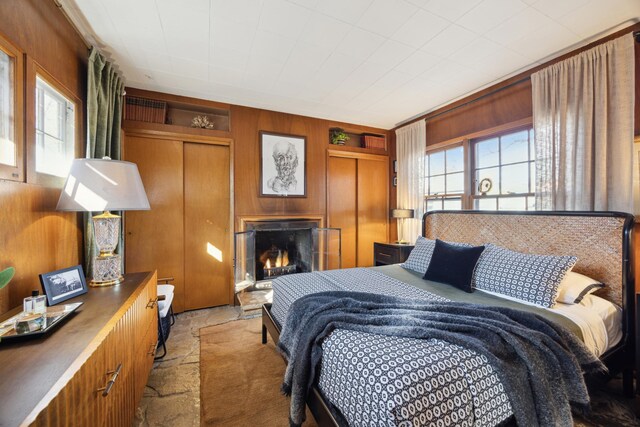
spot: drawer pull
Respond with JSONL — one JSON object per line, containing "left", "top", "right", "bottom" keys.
{"left": 146, "top": 297, "right": 158, "bottom": 309}
{"left": 148, "top": 341, "right": 158, "bottom": 356}
{"left": 97, "top": 363, "right": 122, "bottom": 397}
{"left": 377, "top": 252, "right": 392, "bottom": 257}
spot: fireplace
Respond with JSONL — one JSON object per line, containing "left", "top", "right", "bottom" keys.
{"left": 234, "top": 217, "right": 340, "bottom": 293}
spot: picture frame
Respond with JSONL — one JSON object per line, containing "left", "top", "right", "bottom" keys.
{"left": 259, "top": 131, "right": 306, "bottom": 197}
{"left": 39, "top": 265, "right": 88, "bottom": 306}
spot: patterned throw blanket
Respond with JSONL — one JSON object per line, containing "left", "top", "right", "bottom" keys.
{"left": 278, "top": 291, "right": 606, "bottom": 427}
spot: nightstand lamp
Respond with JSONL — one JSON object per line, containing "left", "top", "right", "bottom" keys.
{"left": 57, "top": 158, "right": 150, "bottom": 286}
{"left": 391, "top": 208, "right": 414, "bottom": 244}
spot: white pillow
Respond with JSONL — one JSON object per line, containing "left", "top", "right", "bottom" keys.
{"left": 556, "top": 271, "right": 604, "bottom": 304}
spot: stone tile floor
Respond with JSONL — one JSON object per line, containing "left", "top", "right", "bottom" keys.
{"left": 133, "top": 305, "right": 243, "bottom": 427}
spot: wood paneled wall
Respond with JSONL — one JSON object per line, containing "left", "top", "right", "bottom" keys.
{"left": 0, "top": 0, "right": 86, "bottom": 314}
{"left": 229, "top": 105, "right": 390, "bottom": 221}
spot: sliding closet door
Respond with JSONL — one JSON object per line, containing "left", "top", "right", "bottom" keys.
{"left": 124, "top": 136, "right": 186, "bottom": 312}
{"left": 183, "top": 142, "right": 231, "bottom": 310}
{"left": 357, "top": 157, "right": 388, "bottom": 267}
{"left": 327, "top": 156, "right": 357, "bottom": 269}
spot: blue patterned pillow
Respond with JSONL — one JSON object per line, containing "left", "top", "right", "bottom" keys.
{"left": 473, "top": 244, "right": 577, "bottom": 308}
{"left": 403, "top": 236, "right": 470, "bottom": 275}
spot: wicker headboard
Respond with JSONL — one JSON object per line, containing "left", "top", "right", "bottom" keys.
{"left": 423, "top": 211, "right": 634, "bottom": 308}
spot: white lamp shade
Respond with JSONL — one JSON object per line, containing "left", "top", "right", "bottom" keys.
{"left": 57, "top": 158, "right": 150, "bottom": 212}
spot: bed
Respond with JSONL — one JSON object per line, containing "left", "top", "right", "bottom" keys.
{"left": 261, "top": 211, "right": 635, "bottom": 426}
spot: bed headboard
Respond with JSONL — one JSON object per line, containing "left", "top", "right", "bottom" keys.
{"left": 423, "top": 211, "right": 634, "bottom": 309}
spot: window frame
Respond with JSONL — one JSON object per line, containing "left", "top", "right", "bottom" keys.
{"left": 26, "top": 59, "right": 81, "bottom": 186}
{"left": 424, "top": 119, "right": 534, "bottom": 212}
{"left": 0, "top": 32, "right": 24, "bottom": 182}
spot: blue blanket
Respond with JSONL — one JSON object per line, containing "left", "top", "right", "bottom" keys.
{"left": 278, "top": 291, "right": 606, "bottom": 427}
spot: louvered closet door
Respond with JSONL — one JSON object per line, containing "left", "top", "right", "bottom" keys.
{"left": 183, "top": 142, "right": 231, "bottom": 310}
{"left": 124, "top": 136, "right": 186, "bottom": 312}
{"left": 327, "top": 156, "right": 357, "bottom": 269}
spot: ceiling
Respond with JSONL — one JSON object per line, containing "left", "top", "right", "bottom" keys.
{"left": 67, "top": 0, "right": 639, "bottom": 129}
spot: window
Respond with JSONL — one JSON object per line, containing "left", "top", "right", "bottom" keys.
{"left": 35, "top": 75, "right": 75, "bottom": 178}
{"left": 0, "top": 48, "right": 14, "bottom": 167}
{"left": 0, "top": 33, "right": 23, "bottom": 181}
{"left": 472, "top": 128, "right": 535, "bottom": 210}
{"left": 424, "top": 125, "right": 535, "bottom": 212}
{"left": 425, "top": 145, "right": 464, "bottom": 211}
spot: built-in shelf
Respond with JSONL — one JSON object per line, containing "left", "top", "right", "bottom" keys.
{"left": 124, "top": 91, "right": 231, "bottom": 133}
{"left": 329, "top": 128, "right": 387, "bottom": 153}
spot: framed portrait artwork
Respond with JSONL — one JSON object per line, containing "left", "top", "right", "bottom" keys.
{"left": 259, "top": 131, "right": 306, "bottom": 197}
{"left": 39, "top": 265, "right": 88, "bottom": 306}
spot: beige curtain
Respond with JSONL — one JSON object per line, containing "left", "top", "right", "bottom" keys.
{"left": 395, "top": 120, "right": 426, "bottom": 244}
{"left": 532, "top": 34, "right": 635, "bottom": 212}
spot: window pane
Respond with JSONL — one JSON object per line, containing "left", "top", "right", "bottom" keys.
{"left": 35, "top": 76, "right": 75, "bottom": 178}
{"left": 426, "top": 199, "right": 440, "bottom": 212}
{"left": 498, "top": 197, "right": 526, "bottom": 210}
{"left": 475, "top": 167, "right": 499, "bottom": 195}
{"left": 501, "top": 130, "right": 528, "bottom": 164}
{"left": 442, "top": 198, "right": 461, "bottom": 210}
{"left": 43, "top": 92, "right": 62, "bottom": 138}
{"left": 429, "top": 151, "right": 445, "bottom": 175}
{"left": 429, "top": 175, "right": 445, "bottom": 195}
{"left": 446, "top": 146, "right": 463, "bottom": 173}
{"left": 446, "top": 172, "right": 464, "bottom": 193}
{"left": 527, "top": 196, "right": 536, "bottom": 211}
{"left": 475, "top": 137, "right": 499, "bottom": 168}
{"left": 501, "top": 163, "right": 529, "bottom": 194}
{"left": 0, "top": 48, "right": 15, "bottom": 167}
{"left": 476, "top": 197, "right": 497, "bottom": 210}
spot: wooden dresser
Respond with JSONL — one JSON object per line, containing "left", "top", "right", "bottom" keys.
{"left": 0, "top": 271, "right": 158, "bottom": 427}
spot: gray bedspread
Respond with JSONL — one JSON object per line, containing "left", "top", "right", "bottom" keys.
{"left": 271, "top": 265, "right": 598, "bottom": 427}
{"left": 279, "top": 291, "right": 604, "bottom": 427}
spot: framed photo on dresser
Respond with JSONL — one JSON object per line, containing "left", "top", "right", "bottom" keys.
{"left": 40, "top": 265, "right": 88, "bottom": 306}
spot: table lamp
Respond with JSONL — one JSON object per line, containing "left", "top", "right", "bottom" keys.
{"left": 391, "top": 208, "right": 414, "bottom": 244}
{"left": 57, "top": 158, "right": 150, "bottom": 286}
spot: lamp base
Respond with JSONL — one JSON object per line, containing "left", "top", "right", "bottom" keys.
{"left": 91, "top": 254, "right": 123, "bottom": 287}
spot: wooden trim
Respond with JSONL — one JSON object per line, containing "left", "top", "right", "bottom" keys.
{"left": 123, "top": 121, "right": 232, "bottom": 144}
{"left": 396, "top": 22, "right": 640, "bottom": 130}
{"left": 326, "top": 144, "right": 387, "bottom": 156}
{"left": 425, "top": 139, "right": 464, "bottom": 154}
{"left": 327, "top": 149, "right": 388, "bottom": 162}
{"left": 429, "top": 117, "right": 533, "bottom": 150}
{"left": 228, "top": 133, "right": 235, "bottom": 304}
{"left": 0, "top": 31, "right": 24, "bottom": 182}
{"left": 25, "top": 57, "right": 83, "bottom": 187}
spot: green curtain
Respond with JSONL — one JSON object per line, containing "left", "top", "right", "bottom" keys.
{"left": 84, "top": 47, "right": 125, "bottom": 277}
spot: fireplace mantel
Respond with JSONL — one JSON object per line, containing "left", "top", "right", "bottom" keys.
{"left": 237, "top": 215, "right": 324, "bottom": 232}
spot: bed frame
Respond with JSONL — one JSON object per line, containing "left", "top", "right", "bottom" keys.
{"left": 262, "top": 210, "right": 635, "bottom": 426}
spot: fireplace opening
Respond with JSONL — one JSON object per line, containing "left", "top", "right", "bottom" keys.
{"left": 255, "top": 227, "right": 313, "bottom": 280}
{"left": 234, "top": 217, "right": 340, "bottom": 296}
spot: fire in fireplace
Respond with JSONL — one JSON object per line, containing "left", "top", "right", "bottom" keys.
{"left": 260, "top": 246, "right": 296, "bottom": 278}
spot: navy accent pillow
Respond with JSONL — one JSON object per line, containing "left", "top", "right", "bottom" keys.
{"left": 423, "top": 239, "right": 485, "bottom": 293}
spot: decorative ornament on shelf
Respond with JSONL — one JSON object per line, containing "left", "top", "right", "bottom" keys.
{"left": 191, "top": 115, "right": 215, "bottom": 129}
{"left": 330, "top": 128, "right": 350, "bottom": 145}
{"left": 0, "top": 267, "right": 15, "bottom": 289}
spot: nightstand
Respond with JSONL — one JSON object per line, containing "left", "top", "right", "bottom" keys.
{"left": 373, "top": 242, "right": 415, "bottom": 266}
